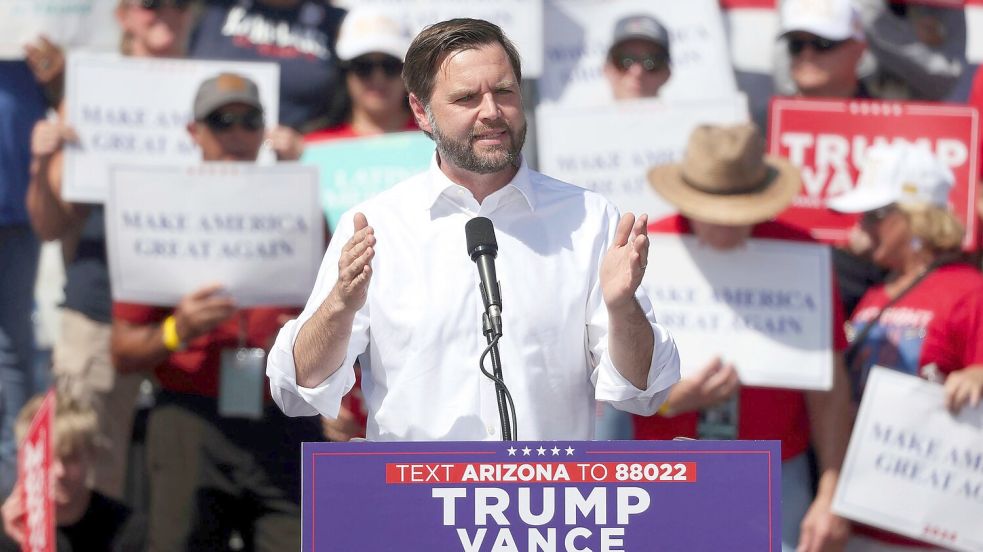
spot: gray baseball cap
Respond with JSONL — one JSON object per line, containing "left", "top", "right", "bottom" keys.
{"left": 611, "top": 14, "right": 671, "bottom": 57}
{"left": 193, "top": 73, "right": 263, "bottom": 120}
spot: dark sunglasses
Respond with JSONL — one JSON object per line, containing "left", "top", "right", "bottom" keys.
{"left": 861, "top": 205, "right": 896, "bottom": 225}
{"left": 612, "top": 52, "right": 669, "bottom": 74}
{"left": 787, "top": 36, "right": 848, "bottom": 56}
{"left": 348, "top": 57, "right": 403, "bottom": 79}
{"left": 134, "top": 0, "right": 192, "bottom": 9}
{"left": 202, "top": 109, "right": 265, "bottom": 132}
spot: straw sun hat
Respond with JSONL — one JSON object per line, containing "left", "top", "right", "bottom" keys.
{"left": 647, "top": 124, "right": 802, "bottom": 226}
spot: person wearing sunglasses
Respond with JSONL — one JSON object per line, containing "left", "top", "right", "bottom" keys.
{"left": 780, "top": 0, "right": 868, "bottom": 100}
{"left": 602, "top": 13, "right": 672, "bottom": 101}
{"left": 21, "top": 0, "right": 195, "bottom": 507}
{"left": 827, "top": 143, "right": 983, "bottom": 551}
{"left": 306, "top": 8, "right": 416, "bottom": 143}
{"left": 111, "top": 72, "right": 325, "bottom": 552}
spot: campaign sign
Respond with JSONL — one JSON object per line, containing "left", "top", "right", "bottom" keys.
{"left": 303, "top": 132, "right": 434, "bottom": 231}
{"left": 63, "top": 53, "right": 280, "bottom": 203}
{"left": 833, "top": 368, "right": 983, "bottom": 551}
{"left": 331, "top": 0, "right": 543, "bottom": 77}
{"left": 106, "top": 164, "right": 323, "bottom": 307}
{"left": 644, "top": 235, "right": 834, "bottom": 390}
{"left": 0, "top": 0, "right": 119, "bottom": 59}
{"left": 540, "top": 0, "right": 736, "bottom": 106}
{"left": 303, "top": 439, "right": 780, "bottom": 551}
{"left": 19, "top": 390, "right": 55, "bottom": 552}
{"left": 767, "top": 98, "right": 980, "bottom": 248}
{"left": 537, "top": 95, "right": 748, "bottom": 221}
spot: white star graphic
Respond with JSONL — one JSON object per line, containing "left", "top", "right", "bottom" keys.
{"left": 522, "top": 447, "right": 532, "bottom": 456}
{"left": 565, "top": 446, "right": 575, "bottom": 456}
{"left": 536, "top": 446, "right": 546, "bottom": 456}
{"left": 507, "top": 446, "right": 517, "bottom": 456}
{"left": 551, "top": 447, "right": 561, "bottom": 456}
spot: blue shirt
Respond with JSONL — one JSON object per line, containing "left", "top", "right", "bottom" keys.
{"left": 0, "top": 62, "right": 47, "bottom": 226}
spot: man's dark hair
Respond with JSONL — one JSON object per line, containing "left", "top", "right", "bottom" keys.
{"left": 402, "top": 18, "right": 522, "bottom": 106}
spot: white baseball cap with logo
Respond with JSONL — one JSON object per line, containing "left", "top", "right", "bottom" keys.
{"left": 780, "top": 0, "right": 865, "bottom": 41}
{"left": 826, "top": 142, "right": 955, "bottom": 213}
{"left": 335, "top": 8, "right": 411, "bottom": 62}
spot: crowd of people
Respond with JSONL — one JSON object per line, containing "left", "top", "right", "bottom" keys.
{"left": 0, "top": 0, "right": 981, "bottom": 551}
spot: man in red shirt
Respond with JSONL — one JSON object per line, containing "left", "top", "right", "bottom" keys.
{"left": 110, "top": 73, "right": 322, "bottom": 552}
{"left": 644, "top": 124, "right": 854, "bottom": 552}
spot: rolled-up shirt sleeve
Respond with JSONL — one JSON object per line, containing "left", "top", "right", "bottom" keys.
{"left": 266, "top": 211, "right": 369, "bottom": 419}
{"left": 587, "top": 205, "right": 680, "bottom": 416}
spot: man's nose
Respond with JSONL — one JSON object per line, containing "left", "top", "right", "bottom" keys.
{"left": 477, "top": 92, "right": 501, "bottom": 121}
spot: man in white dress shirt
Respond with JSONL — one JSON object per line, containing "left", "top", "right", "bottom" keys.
{"left": 266, "top": 18, "right": 679, "bottom": 441}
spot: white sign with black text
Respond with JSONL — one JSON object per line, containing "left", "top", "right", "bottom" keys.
{"left": 537, "top": 95, "right": 748, "bottom": 221}
{"left": 106, "top": 164, "right": 323, "bottom": 307}
{"left": 833, "top": 367, "right": 983, "bottom": 552}
{"left": 643, "top": 234, "right": 834, "bottom": 391}
{"left": 540, "top": 0, "right": 736, "bottom": 105}
{"left": 63, "top": 53, "right": 280, "bottom": 202}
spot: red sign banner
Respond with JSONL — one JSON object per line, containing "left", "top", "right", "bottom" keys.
{"left": 18, "top": 391, "right": 54, "bottom": 552}
{"left": 718, "top": 1, "right": 966, "bottom": 10}
{"left": 767, "top": 97, "right": 979, "bottom": 249}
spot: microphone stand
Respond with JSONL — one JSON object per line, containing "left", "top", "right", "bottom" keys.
{"left": 482, "top": 312, "right": 513, "bottom": 441}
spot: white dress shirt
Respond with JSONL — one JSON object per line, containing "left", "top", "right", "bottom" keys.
{"left": 267, "top": 158, "right": 679, "bottom": 441}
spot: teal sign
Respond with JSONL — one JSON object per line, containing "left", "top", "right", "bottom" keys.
{"left": 302, "top": 131, "right": 434, "bottom": 230}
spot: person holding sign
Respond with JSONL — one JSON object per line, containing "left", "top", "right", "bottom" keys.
{"left": 110, "top": 73, "right": 323, "bottom": 552}
{"left": 0, "top": 392, "right": 145, "bottom": 552}
{"left": 23, "top": 0, "right": 196, "bottom": 503}
{"left": 828, "top": 143, "right": 983, "bottom": 551}
{"left": 641, "top": 124, "right": 854, "bottom": 552}
{"left": 602, "top": 14, "right": 672, "bottom": 101}
{"left": 267, "top": 18, "right": 680, "bottom": 441}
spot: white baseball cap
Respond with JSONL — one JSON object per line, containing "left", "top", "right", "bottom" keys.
{"left": 780, "top": 0, "right": 865, "bottom": 41}
{"left": 826, "top": 143, "right": 955, "bottom": 213}
{"left": 335, "top": 8, "right": 411, "bottom": 62}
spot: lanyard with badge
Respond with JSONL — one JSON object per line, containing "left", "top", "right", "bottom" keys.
{"left": 219, "top": 312, "right": 265, "bottom": 420}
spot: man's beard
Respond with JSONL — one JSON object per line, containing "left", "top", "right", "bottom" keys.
{"left": 426, "top": 105, "right": 527, "bottom": 174}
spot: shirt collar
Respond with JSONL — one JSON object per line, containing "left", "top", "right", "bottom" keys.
{"left": 418, "top": 153, "right": 537, "bottom": 212}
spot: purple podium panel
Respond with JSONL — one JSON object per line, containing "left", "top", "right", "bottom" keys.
{"left": 302, "top": 439, "right": 781, "bottom": 551}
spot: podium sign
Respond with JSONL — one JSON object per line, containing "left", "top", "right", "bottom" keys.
{"left": 303, "top": 440, "right": 780, "bottom": 551}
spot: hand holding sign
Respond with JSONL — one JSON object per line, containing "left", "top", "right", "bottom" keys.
{"left": 944, "top": 366, "right": 983, "bottom": 413}
{"left": 175, "top": 284, "right": 237, "bottom": 344}
{"left": 665, "top": 357, "right": 740, "bottom": 416}
{"left": 31, "top": 119, "right": 77, "bottom": 160}
{"left": 0, "top": 483, "right": 26, "bottom": 546}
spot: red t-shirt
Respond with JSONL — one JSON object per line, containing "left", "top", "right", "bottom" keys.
{"left": 633, "top": 215, "right": 848, "bottom": 461}
{"left": 305, "top": 118, "right": 419, "bottom": 143}
{"left": 112, "top": 303, "right": 299, "bottom": 398}
{"left": 848, "top": 263, "right": 983, "bottom": 546}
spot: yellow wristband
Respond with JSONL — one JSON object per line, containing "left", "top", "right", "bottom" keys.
{"left": 162, "top": 315, "right": 183, "bottom": 352}
{"left": 657, "top": 402, "right": 672, "bottom": 417}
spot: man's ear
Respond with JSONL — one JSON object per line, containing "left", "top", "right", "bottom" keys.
{"left": 408, "top": 93, "right": 432, "bottom": 134}
{"left": 187, "top": 121, "right": 200, "bottom": 145}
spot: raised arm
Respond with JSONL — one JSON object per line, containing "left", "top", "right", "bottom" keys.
{"left": 599, "top": 213, "right": 654, "bottom": 389}
{"left": 25, "top": 118, "right": 88, "bottom": 241}
{"left": 293, "top": 213, "right": 375, "bottom": 388}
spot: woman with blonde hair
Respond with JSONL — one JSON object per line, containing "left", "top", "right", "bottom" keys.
{"left": 829, "top": 142, "right": 983, "bottom": 551}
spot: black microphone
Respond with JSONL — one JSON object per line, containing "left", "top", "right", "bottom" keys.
{"left": 465, "top": 217, "right": 503, "bottom": 337}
